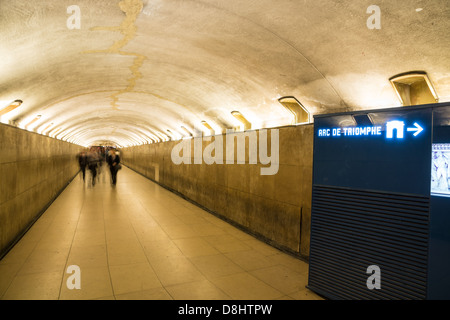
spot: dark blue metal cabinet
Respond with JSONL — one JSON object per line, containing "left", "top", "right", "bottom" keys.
{"left": 308, "top": 102, "right": 450, "bottom": 300}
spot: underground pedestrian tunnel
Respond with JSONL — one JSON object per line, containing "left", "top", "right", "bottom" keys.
{"left": 1, "top": 0, "right": 450, "bottom": 300}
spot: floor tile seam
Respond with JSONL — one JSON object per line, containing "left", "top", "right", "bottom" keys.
{"left": 101, "top": 168, "right": 283, "bottom": 300}
{"left": 166, "top": 203, "right": 209, "bottom": 219}
{"left": 206, "top": 271, "right": 286, "bottom": 300}
{"left": 0, "top": 269, "right": 67, "bottom": 301}
{"left": 285, "top": 287, "right": 316, "bottom": 299}
{"left": 163, "top": 276, "right": 226, "bottom": 297}
{"left": 246, "top": 265, "right": 309, "bottom": 297}
{"left": 120, "top": 194, "right": 172, "bottom": 300}
{"left": 164, "top": 275, "right": 233, "bottom": 300}
{"left": 132, "top": 199, "right": 184, "bottom": 246}
{"left": 186, "top": 253, "right": 248, "bottom": 282}
{"left": 237, "top": 269, "right": 285, "bottom": 294}
{"left": 172, "top": 243, "right": 223, "bottom": 262}
{"left": 133, "top": 187, "right": 178, "bottom": 242}
{"left": 125, "top": 166, "right": 286, "bottom": 260}
{"left": 0, "top": 196, "right": 67, "bottom": 299}
{"left": 19, "top": 209, "right": 58, "bottom": 259}
{"left": 199, "top": 233, "right": 248, "bottom": 251}
{"left": 100, "top": 199, "right": 117, "bottom": 301}
{"left": 249, "top": 261, "right": 309, "bottom": 277}
{"left": 57, "top": 196, "right": 85, "bottom": 300}
{"left": 220, "top": 255, "right": 283, "bottom": 273}
{"left": 111, "top": 285, "right": 170, "bottom": 300}
{"left": 0, "top": 241, "right": 38, "bottom": 299}
{"left": 191, "top": 236, "right": 254, "bottom": 258}
{"left": 0, "top": 262, "right": 28, "bottom": 300}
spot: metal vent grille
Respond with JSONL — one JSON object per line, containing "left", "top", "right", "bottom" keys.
{"left": 308, "top": 185, "right": 429, "bottom": 300}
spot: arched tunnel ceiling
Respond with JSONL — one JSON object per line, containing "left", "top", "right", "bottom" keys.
{"left": 1, "top": 0, "right": 449, "bottom": 147}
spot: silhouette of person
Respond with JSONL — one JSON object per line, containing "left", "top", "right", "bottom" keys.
{"left": 107, "top": 149, "right": 121, "bottom": 185}
{"left": 77, "top": 151, "right": 87, "bottom": 182}
{"left": 87, "top": 148, "right": 99, "bottom": 186}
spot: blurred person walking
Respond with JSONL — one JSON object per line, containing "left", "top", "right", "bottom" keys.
{"left": 87, "top": 148, "right": 99, "bottom": 187}
{"left": 107, "top": 149, "right": 121, "bottom": 185}
{"left": 77, "top": 151, "right": 87, "bottom": 182}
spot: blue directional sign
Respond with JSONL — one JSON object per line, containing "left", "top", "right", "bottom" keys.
{"left": 313, "top": 107, "right": 432, "bottom": 195}
{"left": 309, "top": 103, "right": 450, "bottom": 300}
{"left": 407, "top": 122, "right": 424, "bottom": 136}
{"left": 317, "top": 120, "right": 425, "bottom": 140}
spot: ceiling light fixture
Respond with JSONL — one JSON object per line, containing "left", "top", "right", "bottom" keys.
{"left": 231, "top": 111, "right": 251, "bottom": 131}
{"left": 0, "top": 99, "right": 23, "bottom": 117}
{"left": 389, "top": 71, "right": 438, "bottom": 106}
{"left": 181, "top": 126, "right": 193, "bottom": 137}
{"left": 25, "top": 115, "right": 42, "bottom": 130}
{"left": 278, "top": 96, "right": 310, "bottom": 125}
{"left": 201, "top": 120, "right": 214, "bottom": 136}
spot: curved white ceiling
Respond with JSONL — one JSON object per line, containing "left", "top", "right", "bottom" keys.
{"left": 1, "top": 0, "right": 449, "bottom": 147}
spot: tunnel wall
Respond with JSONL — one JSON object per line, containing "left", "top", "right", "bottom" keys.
{"left": 121, "top": 124, "right": 313, "bottom": 259}
{"left": 0, "top": 123, "right": 83, "bottom": 258}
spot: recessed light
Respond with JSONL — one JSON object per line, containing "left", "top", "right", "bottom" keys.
{"left": 181, "top": 126, "right": 193, "bottom": 137}
{"left": 231, "top": 111, "right": 251, "bottom": 131}
{"left": 0, "top": 99, "right": 23, "bottom": 116}
{"left": 278, "top": 96, "right": 310, "bottom": 125}
{"left": 389, "top": 71, "right": 438, "bottom": 106}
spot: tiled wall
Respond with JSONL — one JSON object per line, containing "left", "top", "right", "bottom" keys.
{"left": 0, "top": 123, "right": 82, "bottom": 258}
{"left": 121, "top": 124, "right": 314, "bottom": 259}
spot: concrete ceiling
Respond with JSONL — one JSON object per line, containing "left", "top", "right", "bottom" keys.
{"left": 1, "top": 0, "right": 449, "bottom": 147}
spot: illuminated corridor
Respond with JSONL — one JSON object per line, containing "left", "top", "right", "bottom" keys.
{"left": 1, "top": 0, "right": 450, "bottom": 301}
{"left": 0, "top": 166, "right": 316, "bottom": 300}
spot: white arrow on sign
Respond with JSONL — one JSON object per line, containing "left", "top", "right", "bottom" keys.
{"left": 407, "top": 122, "right": 424, "bottom": 136}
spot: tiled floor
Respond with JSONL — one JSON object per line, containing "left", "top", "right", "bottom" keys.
{"left": 0, "top": 165, "right": 322, "bottom": 300}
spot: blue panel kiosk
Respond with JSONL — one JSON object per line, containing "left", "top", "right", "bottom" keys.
{"left": 308, "top": 102, "right": 450, "bottom": 300}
